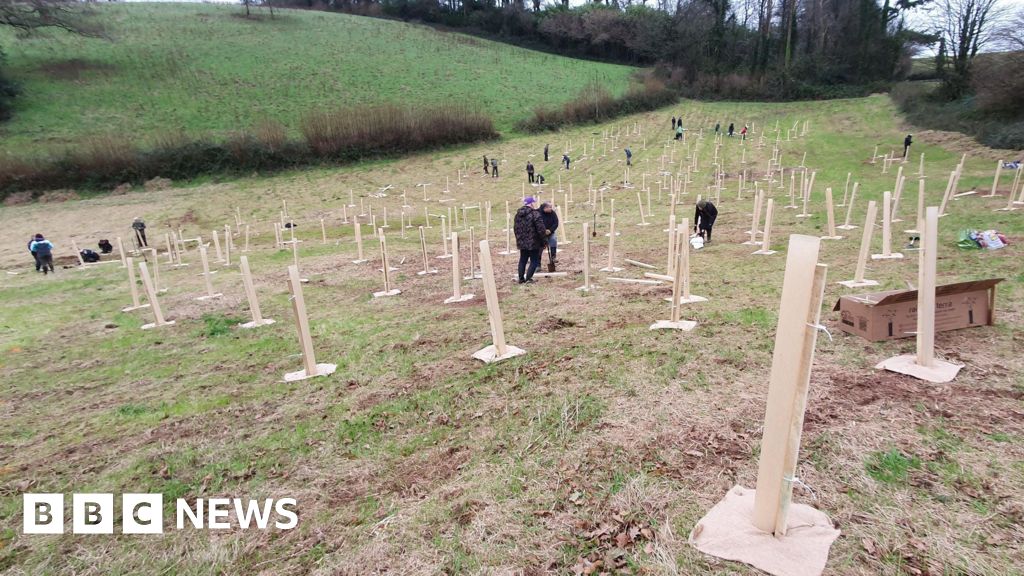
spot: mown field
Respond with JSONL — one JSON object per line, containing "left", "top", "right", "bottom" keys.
{"left": 0, "top": 3, "right": 635, "bottom": 157}
{"left": 1, "top": 95, "right": 1022, "bottom": 575}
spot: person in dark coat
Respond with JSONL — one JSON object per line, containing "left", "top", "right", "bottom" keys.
{"left": 483, "top": 155, "right": 490, "bottom": 175}
{"left": 624, "top": 147, "right": 632, "bottom": 166}
{"left": 544, "top": 144, "right": 549, "bottom": 162}
{"left": 562, "top": 154, "right": 570, "bottom": 170}
{"left": 513, "top": 197, "right": 547, "bottom": 283}
{"left": 728, "top": 123, "right": 735, "bottom": 137}
{"left": 491, "top": 158, "right": 499, "bottom": 178}
{"left": 903, "top": 134, "right": 913, "bottom": 158}
{"left": 694, "top": 199, "right": 718, "bottom": 244}
{"left": 539, "top": 202, "right": 559, "bottom": 269}
{"left": 672, "top": 116, "right": 677, "bottom": 130}
{"left": 132, "top": 217, "right": 148, "bottom": 247}
{"left": 526, "top": 161, "right": 535, "bottom": 183}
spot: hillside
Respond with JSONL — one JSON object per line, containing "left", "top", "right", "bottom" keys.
{"left": 2, "top": 95, "right": 1023, "bottom": 574}
{"left": 0, "top": 3, "right": 636, "bottom": 157}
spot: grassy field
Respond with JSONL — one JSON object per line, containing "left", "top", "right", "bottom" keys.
{"left": 1, "top": 95, "right": 1023, "bottom": 575}
{"left": 0, "top": 3, "right": 635, "bottom": 157}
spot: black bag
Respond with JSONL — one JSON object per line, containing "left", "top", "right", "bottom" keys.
{"left": 81, "top": 249, "right": 100, "bottom": 263}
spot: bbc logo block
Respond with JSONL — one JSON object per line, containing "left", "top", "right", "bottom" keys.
{"left": 23, "top": 494, "right": 297, "bottom": 534}
{"left": 24, "top": 493, "right": 163, "bottom": 535}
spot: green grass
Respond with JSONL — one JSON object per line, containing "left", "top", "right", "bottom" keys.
{"left": 866, "top": 449, "right": 922, "bottom": 485}
{"left": 2, "top": 94, "right": 1023, "bottom": 574}
{"left": 0, "top": 3, "right": 636, "bottom": 156}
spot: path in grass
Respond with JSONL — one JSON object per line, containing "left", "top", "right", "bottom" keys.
{"left": 0, "top": 3, "right": 636, "bottom": 156}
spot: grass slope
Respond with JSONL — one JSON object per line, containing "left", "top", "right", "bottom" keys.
{"left": 1, "top": 95, "right": 1022, "bottom": 574}
{"left": 0, "top": 3, "right": 635, "bottom": 157}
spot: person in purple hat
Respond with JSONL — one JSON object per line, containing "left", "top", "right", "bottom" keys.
{"left": 513, "top": 196, "right": 546, "bottom": 284}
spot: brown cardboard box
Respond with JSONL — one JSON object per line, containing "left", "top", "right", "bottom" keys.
{"left": 833, "top": 279, "right": 1002, "bottom": 341}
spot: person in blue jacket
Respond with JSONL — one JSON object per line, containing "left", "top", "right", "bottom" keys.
{"left": 30, "top": 233, "right": 55, "bottom": 274}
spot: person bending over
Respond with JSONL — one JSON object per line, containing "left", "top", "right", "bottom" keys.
{"left": 694, "top": 199, "right": 718, "bottom": 244}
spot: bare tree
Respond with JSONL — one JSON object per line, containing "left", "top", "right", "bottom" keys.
{"left": 933, "top": 0, "right": 1005, "bottom": 97}
{"left": 0, "top": 0, "right": 106, "bottom": 37}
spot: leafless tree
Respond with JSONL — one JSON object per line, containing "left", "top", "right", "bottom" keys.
{"left": 0, "top": 0, "right": 106, "bottom": 37}
{"left": 932, "top": 0, "right": 1006, "bottom": 97}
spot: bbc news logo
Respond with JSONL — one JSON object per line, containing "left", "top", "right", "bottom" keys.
{"left": 23, "top": 494, "right": 298, "bottom": 534}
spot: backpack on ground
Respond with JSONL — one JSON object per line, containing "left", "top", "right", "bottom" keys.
{"left": 81, "top": 249, "right": 100, "bottom": 263}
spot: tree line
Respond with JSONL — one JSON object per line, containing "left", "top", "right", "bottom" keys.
{"left": 271, "top": 0, "right": 933, "bottom": 96}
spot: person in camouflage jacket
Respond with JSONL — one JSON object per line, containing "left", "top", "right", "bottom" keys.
{"left": 514, "top": 197, "right": 547, "bottom": 283}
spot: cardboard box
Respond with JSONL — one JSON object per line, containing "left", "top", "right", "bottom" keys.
{"left": 833, "top": 279, "right": 1002, "bottom": 341}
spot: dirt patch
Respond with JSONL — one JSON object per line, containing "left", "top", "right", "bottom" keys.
{"left": 111, "top": 183, "right": 133, "bottom": 195}
{"left": 3, "top": 192, "right": 33, "bottom": 206}
{"left": 37, "top": 190, "right": 80, "bottom": 203}
{"left": 37, "top": 59, "right": 116, "bottom": 81}
{"left": 385, "top": 445, "right": 469, "bottom": 497}
{"left": 167, "top": 209, "right": 199, "bottom": 229}
{"left": 806, "top": 367, "right": 1024, "bottom": 434}
{"left": 536, "top": 316, "right": 578, "bottom": 333}
{"left": 911, "top": 128, "right": 1018, "bottom": 159}
{"left": 144, "top": 177, "right": 173, "bottom": 192}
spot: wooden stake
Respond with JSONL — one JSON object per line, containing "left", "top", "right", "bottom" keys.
{"left": 651, "top": 233, "right": 697, "bottom": 331}
{"left": 116, "top": 237, "right": 127, "bottom": 268}
{"left": 321, "top": 218, "right": 327, "bottom": 244}
{"left": 499, "top": 213, "right": 513, "bottom": 255}
{"left": 466, "top": 227, "right": 481, "bottom": 279}
{"left": 373, "top": 229, "right": 400, "bottom": 298}
{"left": 284, "top": 265, "right": 336, "bottom": 382}
{"left": 876, "top": 207, "right": 961, "bottom": 383}
{"left": 938, "top": 170, "right": 957, "bottom": 216}
{"left": 796, "top": 171, "right": 814, "bottom": 218}
{"left": 71, "top": 239, "right": 85, "bottom": 266}
{"left": 577, "top": 222, "right": 594, "bottom": 292}
{"left": 197, "top": 245, "right": 223, "bottom": 300}
{"left": 600, "top": 217, "right": 622, "bottom": 272}
{"left": 138, "top": 261, "right": 174, "bottom": 330}
{"left": 665, "top": 219, "right": 706, "bottom": 304}
{"left": 224, "top": 226, "right": 232, "bottom": 266}
{"left": 906, "top": 179, "right": 925, "bottom": 234}
{"left": 753, "top": 199, "right": 777, "bottom": 255}
{"left": 417, "top": 226, "right": 438, "bottom": 275}
{"left": 636, "top": 192, "right": 650, "bottom": 226}
{"left": 838, "top": 183, "right": 859, "bottom": 230}
{"left": 984, "top": 160, "right": 1002, "bottom": 198}
{"left": 997, "top": 166, "right": 1022, "bottom": 211}
{"left": 821, "top": 188, "right": 842, "bottom": 240}
{"left": 353, "top": 221, "right": 367, "bottom": 263}
{"left": 666, "top": 214, "right": 677, "bottom": 274}
{"left": 838, "top": 200, "right": 879, "bottom": 287}
{"left": 872, "top": 191, "right": 903, "bottom": 260}
{"left": 239, "top": 255, "right": 274, "bottom": 328}
{"left": 244, "top": 224, "right": 251, "bottom": 252}
{"left": 752, "top": 235, "right": 826, "bottom": 536}
{"left": 472, "top": 240, "right": 525, "bottom": 363}
{"left": 121, "top": 257, "right": 150, "bottom": 312}
{"left": 212, "top": 230, "right": 223, "bottom": 262}
{"left": 744, "top": 190, "right": 763, "bottom": 245}
{"left": 445, "top": 231, "right": 474, "bottom": 303}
